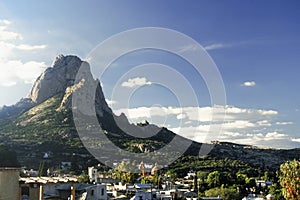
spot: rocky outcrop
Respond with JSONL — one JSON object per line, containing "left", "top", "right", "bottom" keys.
{"left": 0, "top": 55, "right": 84, "bottom": 118}
{"left": 28, "top": 54, "right": 112, "bottom": 117}
{"left": 29, "top": 55, "right": 83, "bottom": 104}
{"left": 0, "top": 98, "right": 34, "bottom": 118}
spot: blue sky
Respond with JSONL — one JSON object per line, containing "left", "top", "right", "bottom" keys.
{"left": 0, "top": 1, "right": 300, "bottom": 149}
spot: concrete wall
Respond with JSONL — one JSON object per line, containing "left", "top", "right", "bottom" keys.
{"left": 85, "top": 184, "right": 107, "bottom": 200}
{"left": 29, "top": 185, "right": 39, "bottom": 200}
{"left": 0, "top": 168, "right": 20, "bottom": 200}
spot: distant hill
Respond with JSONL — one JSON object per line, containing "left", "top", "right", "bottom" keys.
{"left": 0, "top": 55, "right": 299, "bottom": 171}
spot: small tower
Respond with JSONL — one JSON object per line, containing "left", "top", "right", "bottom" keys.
{"left": 138, "top": 161, "right": 145, "bottom": 177}
{"left": 88, "top": 166, "right": 98, "bottom": 183}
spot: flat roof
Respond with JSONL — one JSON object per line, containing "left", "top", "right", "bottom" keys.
{"left": 0, "top": 168, "right": 20, "bottom": 171}
{"left": 19, "top": 177, "right": 78, "bottom": 184}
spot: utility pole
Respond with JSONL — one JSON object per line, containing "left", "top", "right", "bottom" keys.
{"left": 39, "top": 184, "right": 44, "bottom": 200}
{"left": 71, "top": 183, "right": 76, "bottom": 200}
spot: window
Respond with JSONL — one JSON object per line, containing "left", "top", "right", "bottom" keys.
{"left": 91, "top": 189, "right": 94, "bottom": 196}
{"left": 101, "top": 188, "right": 104, "bottom": 196}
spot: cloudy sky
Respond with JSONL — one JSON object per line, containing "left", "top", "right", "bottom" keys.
{"left": 0, "top": 1, "right": 300, "bottom": 149}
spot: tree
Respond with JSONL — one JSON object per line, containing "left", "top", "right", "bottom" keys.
{"left": 205, "top": 186, "right": 239, "bottom": 200}
{"left": 206, "top": 171, "right": 227, "bottom": 188}
{"left": 246, "top": 177, "right": 256, "bottom": 186}
{"left": 197, "top": 171, "right": 209, "bottom": 183}
{"left": 141, "top": 176, "right": 152, "bottom": 184}
{"left": 111, "top": 161, "right": 139, "bottom": 184}
{"left": 267, "top": 184, "right": 284, "bottom": 200}
{"left": 193, "top": 174, "right": 198, "bottom": 193}
{"left": 278, "top": 159, "right": 300, "bottom": 200}
{"left": 165, "top": 170, "right": 177, "bottom": 184}
{"left": 236, "top": 173, "right": 247, "bottom": 185}
{"left": 197, "top": 171, "right": 209, "bottom": 193}
{"left": 78, "top": 171, "right": 90, "bottom": 183}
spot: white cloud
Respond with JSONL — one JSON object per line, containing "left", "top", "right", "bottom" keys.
{"left": 0, "top": 41, "right": 13, "bottom": 58}
{"left": 292, "top": 138, "right": 300, "bottom": 143}
{"left": 204, "top": 41, "right": 252, "bottom": 51}
{"left": 0, "top": 20, "right": 47, "bottom": 53}
{"left": 170, "top": 126, "right": 209, "bottom": 142}
{"left": 0, "top": 60, "right": 46, "bottom": 86}
{"left": 179, "top": 43, "right": 235, "bottom": 53}
{"left": 106, "top": 99, "right": 118, "bottom": 106}
{"left": 222, "top": 120, "right": 256, "bottom": 129}
{"left": 276, "top": 121, "right": 293, "bottom": 125}
{"left": 257, "top": 109, "right": 278, "bottom": 115}
{"left": 0, "top": 19, "right": 48, "bottom": 86}
{"left": 225, "top": 106, "right": 248, "bottom": 114}
{"left": 121, "top": 77, "right": 152, "bottom": 88}
{"left": 170, "top": 119, "right": 272, "bottom": 142}
{"left": 114, "top": 105, "right": 276, "bottom": 141}
{"left": 0, "top": 19, "right": 12, "bottom": 25}
{"left": 264, "top": 132, "right": 289, "bottom": 140}
{"left": 200, "top": 130, "right": 300, "bottom": 149}
{"left": 178, "top": 44, "right": 199, "bottom": 53}
{"left": 257, "top": 120, "right": 271, "bottom": 126}
{"left": 229, "top": 132, "right": 300, "bottom": 149}
{"left": 222, "top": 131, "right": 242, "bottom": 137}
{"left": 0, "top": 41, "right": 46, "bottom": 53}
{"left": 204, "top": 43, "right": 228, "bottom": 51}
{"left": 176, "top": 113, "right": 187, "bottom": 120}
{"left": 114, "top": 105, "right": 278, "bottom": 123}
{"left": 242, "top": 81, "right": 256, "bottom": 87}
{"left": 14, "top": 44, "right": 47, "bottom": 50}
{"left": 0, "top": 22, "right": 22, "bottom": 41}
{"left": 178, "top": 42, "right": 232, "bottom": 53}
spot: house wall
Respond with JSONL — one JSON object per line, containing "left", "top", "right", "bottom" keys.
{"left": 29, "top": 185, "right": 39, "bottom": 200}
{"left": 20, "top": 183, "right": 42, "bottom": 200}
{"left": 58, "top": 190, "right": 71, "bottom": 199}
{"left": 44, "top": 183, "right": 58, "bottom": 196}
{"left": 0, "top": 168, "right": 20, "bottom": 200}
{"left": 85, "top": 184, "right": 107, "bottom": 200}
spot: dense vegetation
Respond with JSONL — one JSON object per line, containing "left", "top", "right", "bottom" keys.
{"left": 70, "top": 157, "right": 300, "bottom": 199}
{"left": 0, "top": 94, "right": 92, "bottom": 169}
{"left": 278, "top": 159, "right": 300, "bottom": 200}
{"left": 0, "top": 94, "right": 78, "bottom": 146}
{"left": 164, "top": 156, "right": 280, "bottom": 199}
{"left": 0, "top": 144, "right": 19, "bottom": 167}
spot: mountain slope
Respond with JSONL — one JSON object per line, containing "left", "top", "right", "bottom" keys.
{"left": 0, "top": 54, "right": 299, "bottom": 171}
{"left": 0, "top": 55, "right": 186, "bottom": 169}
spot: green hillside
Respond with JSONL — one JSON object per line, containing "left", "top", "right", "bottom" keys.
{"left": 0, "top": 94, "right": 79, "bottom": 146}
{"left": 0, "top": 55, "right": 299, "bottom": 176}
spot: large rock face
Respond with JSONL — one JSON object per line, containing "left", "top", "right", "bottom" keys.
{"left": 28, "top": 54, "right": 112, "bottom": 116}
{"left": 29, "top": 55, "right": 83, "bottom": 104}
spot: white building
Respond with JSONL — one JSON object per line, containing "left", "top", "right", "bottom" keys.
{"left": 79, "top": 184, "right": 107, "bottom": 200}
{"left": 88, "top": 167, "right": 98, "bottom": 183}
